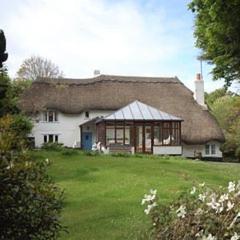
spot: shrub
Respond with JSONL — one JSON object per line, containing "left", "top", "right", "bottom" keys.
{"left": 142, "top": 182, "right": 240, "bottom": 239}
{"left": 84, "top": 150, "right": 100, "bottom": 156}
{"left": 41, "top": 142, "right": 64, "bottom": 151}
{"left": 0, "top": 114, "right": 65, "bottom": 239}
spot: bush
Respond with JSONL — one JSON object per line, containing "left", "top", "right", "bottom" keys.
{"left": 41, "top": 142, "right": 64, "bottom": 151}
{"left": 0, "top": 114, "right": 65, "bottom": 239}
{"left": 142, "top": 182, "right": 240, "bottom": 239}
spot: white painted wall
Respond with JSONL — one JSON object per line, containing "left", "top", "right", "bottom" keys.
{"left": 182, "top": 141, "right": 222, "bottom": 158}
{"left": 32, "top": 110, "right": 113, "bottom": 148}
{"left": 153, "top": 146, "right": 182, "bottom": 155}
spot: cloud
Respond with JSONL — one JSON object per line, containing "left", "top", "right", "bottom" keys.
{"left": 2, "top": 0, "right": 224, "bottom": 92}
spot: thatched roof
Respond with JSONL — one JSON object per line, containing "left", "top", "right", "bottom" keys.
{"left": 19, "top": 74, "right": 224, "bottom": 144}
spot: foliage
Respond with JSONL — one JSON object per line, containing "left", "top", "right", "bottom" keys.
{"left": 61, "top": 148, "right": 79, "bottom": 156}
{"left": 0, "top": 29, "right": 8, "bottom": 68}
{"left": 142, "top": 182, "right": 240, "bottom": 239}
{"left": 41, "top": 142, "right": 64, "bottom": 151}
{"left": 17, "top": 56, "right": 64, "bottom": 81}
{"left": 0, "top": 115, "right": 65, "bottom": 239}
{"left": 188, "top": 0, "right": 240, "bottom": 87}
{"left": 210, "top": 94, "right": 240, "bottom": 160}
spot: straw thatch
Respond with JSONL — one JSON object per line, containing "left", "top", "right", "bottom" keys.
{"left": 19, "top": 74, "right": 224, "bottom": 144}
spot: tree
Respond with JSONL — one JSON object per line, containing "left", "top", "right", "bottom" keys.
{"left": 0, "top": 30, "right": 8, "bottom": 68}
{"left": 0, "top": 115, "right": 64, "bottom": 240}
{"left": 17, "top": 56, "right": 63, "bottom": 81}
{"left": 188, "top": 1, "right": 240, "bottom": 87}
{"left": 205, "top": 89, "right": 240, "bottom": 160}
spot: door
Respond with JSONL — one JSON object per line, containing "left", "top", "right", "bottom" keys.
{"left": 82, "top": 132, "right": 92, "bottom": 150}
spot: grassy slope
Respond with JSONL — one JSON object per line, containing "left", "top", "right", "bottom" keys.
{"left": 32, "top": 150, "right": 240, "bottom": 240}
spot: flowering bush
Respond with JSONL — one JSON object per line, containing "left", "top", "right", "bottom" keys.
{"left": 142, "top": 182, "right": 240, "bottom": 239}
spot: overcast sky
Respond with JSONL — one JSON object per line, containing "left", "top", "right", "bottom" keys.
{"left": 1, "top": 0, "right": 225, "bottom": 92}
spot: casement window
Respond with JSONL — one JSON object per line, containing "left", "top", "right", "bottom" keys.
{"left": 43, "top": 111, "right": 58, "bottom": 122}
{"left": 205, "top": 144, "right": 216, "bottom": 155}
{"left": 43, "top": 134, "right": 59, "bottom": 143}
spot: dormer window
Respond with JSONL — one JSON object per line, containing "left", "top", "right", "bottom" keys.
{"left": 85, "top": 111, "right": 89, "bottom": 118}
{"left": 44, "top": 111, "right": 58, "bottom": 122}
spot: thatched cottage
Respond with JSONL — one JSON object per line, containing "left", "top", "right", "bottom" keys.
{"left": 20, "top": 74, "right": 224, "bottom": 159}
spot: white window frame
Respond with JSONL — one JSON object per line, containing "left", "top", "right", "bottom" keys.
{"left": 205, "top": 144, "right": 216, "bottom": 156}
{"left": 43, "top": 111, "right": 58, "bottom": 122}
{"left": 43, "top": 134, "right": 59, "bottom": 143}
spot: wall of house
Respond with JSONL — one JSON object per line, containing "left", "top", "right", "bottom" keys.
{"left": 182, "top": 141, "right": 222, "bottom": 158}
{"left": 31, "top": 110, "right": 113, "bottom": 148}
{"left": 153, "top": 146, "right": 182, "bottom": 155}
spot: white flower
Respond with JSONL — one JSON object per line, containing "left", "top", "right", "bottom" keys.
{"left": 199, "top": 182, "right": 205, "bottom": 187}
{"left": 45, "top": 158, "right": 49, "bottom": 164}
{"left": 228, "top": 181, "right": 236, "bottom": 193}
{"left": 144, "top": 202, "right": 157, "bottom": 215}
{"left": 195, "top": 208, "right": 204, "bottom": 216}
{"left": 190, "top": 186, "right": 196, "bottom": 195}
{"left": 201, "top": 233, "right": 217, "bottom": 240}
{"left": 207, "top": 197, "right": 221, "bottom": 212}
{"left": 219, "top": 193, "right": 229, "bottom": 203}
{"left": 141, "top": 193, "right": 156, "bottom": 205}
{"left": 231, "top": 232, "right": 240, "bottom": 240}
{"left": 227, "top": 201, "right": 234, "bottom": 211}
{"left": 150, "top": 189, "right": 157, "bottom": 195}
{"left": 199, "top": 193, "right": 206, "bottom": 202}
{"left": 176, "top": 205, "right": 186, "bottom": 218}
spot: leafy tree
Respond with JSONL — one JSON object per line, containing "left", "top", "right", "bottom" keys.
{"left": 17, "top": 56, "right": 64, "bottom": 81}
{"left": 206, "top": 89, "right": 240, "bottom": 160}
{"left": 189, "top": 0, "right": 240, "bottom": 87}
{"left": 0, "top": 30, "right": 8, "bottom": 68}
{"left": 0, "top": 115, "right": 64, "bottom": 240}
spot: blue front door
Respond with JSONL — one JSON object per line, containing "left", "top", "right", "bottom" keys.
{"left": 82, "top": 132, "right": 92, "bottom": 150}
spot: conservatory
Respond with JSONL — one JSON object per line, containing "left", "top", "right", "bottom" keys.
{"left": 96, "top": 101, "right": 183, "bottom": 155}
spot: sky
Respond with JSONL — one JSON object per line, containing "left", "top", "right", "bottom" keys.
{"left": 1, "top": 0, "right": 226, "bottom": 92}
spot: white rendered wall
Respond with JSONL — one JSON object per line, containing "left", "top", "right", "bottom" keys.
{"left": 153, "top": 146, "right": 182, "bottom": 155}
{"left": 32, "top": 110, "right": 113, "bottom": 148}
{"left": 182, "top": 141, "right": 222, "bottom": 158}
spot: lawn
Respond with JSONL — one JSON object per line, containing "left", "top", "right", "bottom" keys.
{"left": 32, "top": 150, "right": 240, "bottom": 240}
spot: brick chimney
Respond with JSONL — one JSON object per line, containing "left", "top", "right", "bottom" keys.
{"left": 194, "top": 73, "right": 206, "bottom": 107}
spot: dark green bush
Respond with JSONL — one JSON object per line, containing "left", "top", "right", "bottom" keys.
{"left": 61, "top": 148, "right": 79, "bottom": 156}
{"left": 41, "top": 142, "right": 64, "bottom": 151}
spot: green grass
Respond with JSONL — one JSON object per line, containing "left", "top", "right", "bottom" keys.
{"left": 32, "top": 150, "right": 240, "bottom": 240}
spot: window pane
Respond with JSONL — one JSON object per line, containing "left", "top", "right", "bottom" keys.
{"left": 116, "top": 128, "right": 124, "bottom": 144}
{"left": 44, "top": 135, "right": 47, "bottom": 143}
{"left": 44, "top": 112, "right": 48, "bottom": 121}
{"left": 145, "top": 126, "right": 152, "bottom": 152}
{"left": 55, "top": 135, "right": 58, "bottom": 142}
{"left": 205, "top": 145, "right": 210, "bottom": 155}
{"left": 49, "top": 134, "right": 54, "bottom": 143}
{"left": 106, "top": 127, "right": 115, "bottom": 145}
{"left": 125, "top": 126, "right": 130, "bottom": 145}
{"left": 48, "top": 111, "right": 54, "bottom": 122}
{"left": 54, "top": 112, "right": 58, "bottom": 121}
{"left": 211, "top": 144, "right": 216, "bottom": 155}
{"left": 163, "top": 128, "right": 170, "bottom": 145}
{"left": 154, "top": 126, "right": 161, "bottom": 145}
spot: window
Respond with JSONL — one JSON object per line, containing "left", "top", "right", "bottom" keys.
{"left": 105, "top": 123, "right": 132, "bottom": 146}
{"left": 205, "top": 144, "right": 216, "bottom": 155}
{"left": 211, "top": 144, "right": 216, "bottom": 155}
{"left": 85, "top": 111, "right": 89, "bottom": 118}
{"left": 153, "top": 122, "right": 181, "bottom": 146}
{"left": 106, "top": 126, "right": 115, "bottom": 145}
{"left": 43, "top": 111, "right": 58, "bottom": 122}
{"left": 205, "top": 144, "right": 210, "bottom": 155}
{"left": 43, "top": 134, "right": 59, "bottom": 143}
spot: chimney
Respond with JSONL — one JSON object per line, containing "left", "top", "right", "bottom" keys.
{"left": 194, "top": 73, "right": 206, "bottom": 107}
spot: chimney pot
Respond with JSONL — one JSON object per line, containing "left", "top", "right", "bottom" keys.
{"left": 196, "top": 73, "right": 202, "bottom": 81}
